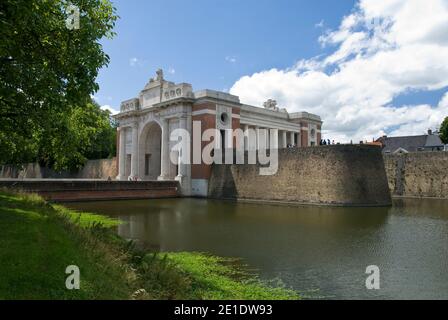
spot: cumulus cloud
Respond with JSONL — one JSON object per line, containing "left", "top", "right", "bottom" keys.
{"left": 101, "top": 105, "right": 119, "bottom": 115}
{"left": 129, "top": 57, "right": 139, "bottom": 67}
{"left": 230, "top": 0, "right": 448, "bottom": 142}
{"left": 315, "top": 20, "right": 325, "bottom": 28}
{"left": 129, "top": 57, "right": 148, "bottom": 68}
{"left": 439, "top": 92, "right": 448, "bottom": 108}
{"left": 225, "top": 56, "right": 237, "bottom": 63}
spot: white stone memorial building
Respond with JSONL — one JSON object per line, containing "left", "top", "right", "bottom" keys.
{"left": 114, "top": 70, "right": 322, "bottom": 196}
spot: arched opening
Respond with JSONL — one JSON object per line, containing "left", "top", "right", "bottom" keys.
{"left": 139, "top": 122, "right": 162, "bottom": 180}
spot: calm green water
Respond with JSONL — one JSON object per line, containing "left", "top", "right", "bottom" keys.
{"left": 67, "top": 198, "right": 448, "bottom": 299}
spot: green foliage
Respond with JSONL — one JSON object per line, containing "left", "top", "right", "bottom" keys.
{"left": 37, "top": 101, "right": 117, "bottom": 171}
{"left": 83, "top": 104, "right": 117, "bottom": 161}
{"left": 440, "top": 117, "right": 448, "bottom": 144}
{"left": 0, "top": 190, "right": 300, "bottom": 300}
{"left": 0, "top": 0, "right": 118, "bottom": 170}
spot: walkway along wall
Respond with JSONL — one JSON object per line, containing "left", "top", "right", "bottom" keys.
{"left": 383, "top": 152, "right": 448, "bottom": 199}
{"left": 208, "top": 145, "right": 392, "bottom": 206}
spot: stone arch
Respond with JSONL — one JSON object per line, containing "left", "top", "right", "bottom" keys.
{"left": 138, "top": 115, "right": 163, "bottom": 138}
{"left": 138, "top": 121, "right": 162, "bottom": 180}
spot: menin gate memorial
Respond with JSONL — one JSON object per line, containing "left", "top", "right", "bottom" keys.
{"left": 114, "top": 70, "right": 323, "bottom": 197}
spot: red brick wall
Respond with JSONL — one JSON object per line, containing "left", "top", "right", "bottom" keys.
{"left": 191, "top": 103, "right": 241, "bottom": 180}
{"left": 0, "top": 180, "right": 180, "bottom": 202}
{"left": 191, "top": 103, "right": 217, "bottom": 180}
{"left": 39, "top": 189, "right": 178, "bottom": 202}
{"left": 231, "top": 112, "right": 241, "bottom": 147}
{"left": 301, "top": 130, "right": 308, "bottom": 147}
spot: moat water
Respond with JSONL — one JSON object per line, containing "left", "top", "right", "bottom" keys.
{"left": 66, "top": 198, "right": 448, "bottom": 300}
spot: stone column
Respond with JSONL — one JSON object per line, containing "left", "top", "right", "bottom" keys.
{"left": 290, "top": 132, "right": 295, "bottom": 147}
{"left": 255, "top": 126, "right": 260, "bottom": 151}
{"left": 117, "top": 127, "right": 127, "bottom": 180}
{"left": 265, "top": 128, "right": 270, "bottom": 149}
{"left": 176, "top": 115, "right": 188, "bottom": 181}
{"left": 270, "top": 129, "right": 279, "bottom": 149}
{"left": 158, "top": 118, "right": 170, "bottom": 180}
{"left": 244, "top": 124, "right": 249, "bottom": 151}
{"left": 282, "top": 131, "right": 287, "bottom": 148}
{"left": 257, "top": 126, "right": 266, "bottom": 150}
{"left": 129, "top": 122, "right": 139, "bottom": 180}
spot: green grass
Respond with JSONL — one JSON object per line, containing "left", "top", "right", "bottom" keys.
{"left": 0, "top": 189, "right": 299, "bottom": 300}
{"left": 0, "top": 191, "right": 132, "bottom": 300}
{"left": 53, "top": 204, "right": 121, "bottom": 229}
{"left": 162, "top": 253, "right": 297, "bottom": 300}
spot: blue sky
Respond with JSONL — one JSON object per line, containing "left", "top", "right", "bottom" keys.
{"left": 96, "top": 0, "right": 448, "bottom": 142}
{"left": 95, "top": 0, "right": 356, "bottom": 109}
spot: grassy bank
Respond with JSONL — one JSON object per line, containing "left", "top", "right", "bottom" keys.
{"left": 0, "top": 190, "right": 298, "bottom": 300}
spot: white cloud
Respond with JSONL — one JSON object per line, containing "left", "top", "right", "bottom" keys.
{"left": 101, "top": 105, "right": 119, "bottom": 115}
{"left": 315, "top": 20, "right": 325, "bottom": 28}
{"left": 168, "top": 67, "right": 176, "bottom": 75}
{"left": 129, "top": 57, "right": 149, "bottom": 68}
{"left": 225, "top": 56, "right": 237, "bottom": 63}
{"left": 129, "top": 57, "right": 139, "bottom": 67}
{"left": 439, "top": 92, "right": 448, "bottom": 109}
{"left": 230, "top": 0, "right": 448, "bottom": 142}
{"left": 91, "top": 95, "right": 113, "bottom": 103}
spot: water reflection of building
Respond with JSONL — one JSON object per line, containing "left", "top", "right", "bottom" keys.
{"left": 116, "top": 200, "right": 198, "bottom": 251}
{"left": 115, "top": 199, "right": 391, "bottom": 253}
{"left": 117, "top": 213, "right": 162, "bottom": 250}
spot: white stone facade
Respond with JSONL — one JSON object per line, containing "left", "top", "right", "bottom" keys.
{"left": 114, "top": 70, "right": 322, "bottom": 196}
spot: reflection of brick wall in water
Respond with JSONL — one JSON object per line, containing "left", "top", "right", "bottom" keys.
{"left": 383, "top": 152, "right": 448, "bottom": 199}
{"left": 0, "top": 158, "right": 118, "bottom": 179}
{"left": 208, "top": 145, "right": 392, "bottom": 206}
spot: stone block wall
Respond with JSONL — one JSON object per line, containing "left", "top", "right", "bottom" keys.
{"left": 0, "top": 158, "right": 118, "bottom": 180}
{"left": 208, "top": 145, "right": 392, "bottom": 206}
{"left": 383, "top": 152, "right": 448, "bottom": 198}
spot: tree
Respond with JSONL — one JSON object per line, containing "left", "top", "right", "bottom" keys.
{"left": 36, "top": 101, "right": 117, "bottom": 171}
{"left": 0, "top": 0, "right": 117, "bottom": 169}
{"left": 440, "top": 117, "right": 448, "bottom": 144}
{"left": 82, "top": 102, "right": 117, "bottom": 161}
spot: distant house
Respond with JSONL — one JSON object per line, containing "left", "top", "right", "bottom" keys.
{"left": 376, "top": 130, "right": 445, "bottom": 154}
